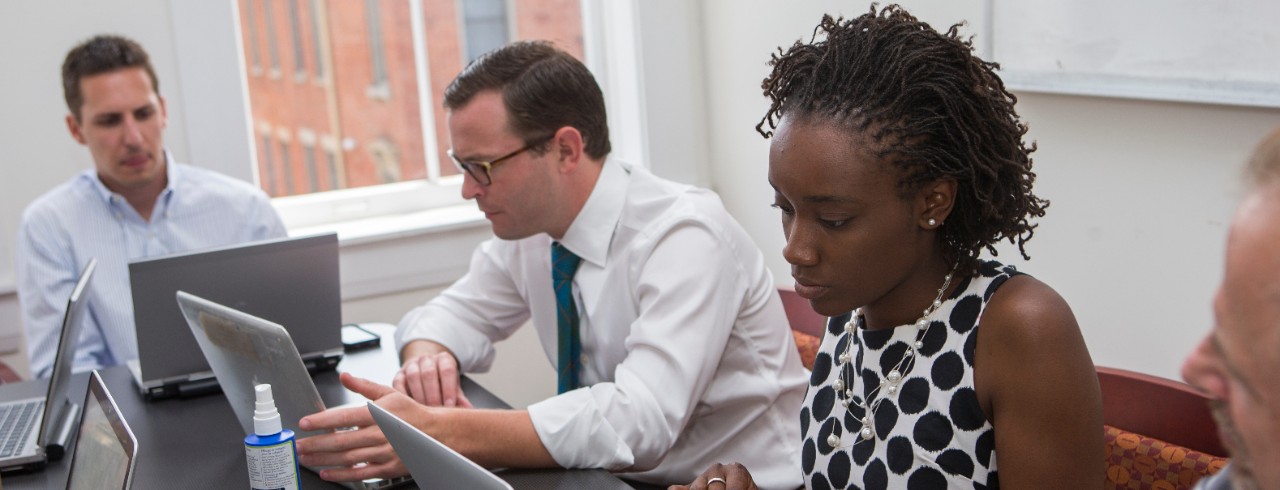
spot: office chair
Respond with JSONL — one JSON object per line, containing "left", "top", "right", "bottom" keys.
{"left": 1097, "top": 366, "right": 1229, "bottom": 489}
{"left": 778, "top": 286, "right": 824, "bottom": 370}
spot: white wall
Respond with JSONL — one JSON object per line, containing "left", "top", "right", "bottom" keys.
{"left": 695, "top": 0, "right": 1280, "bottom": 380}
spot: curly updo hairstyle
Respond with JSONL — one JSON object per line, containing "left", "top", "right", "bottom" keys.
{"left": 758, "top": 4, "right": 1047, "bottom": 274}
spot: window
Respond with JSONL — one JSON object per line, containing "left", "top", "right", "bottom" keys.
{"left": 260, "top": 131, "right": 278, "bottom": 194}
{"left": 460, "top": 0, "right": 510, "bottom": 63}
{"left": 262, "top": 0, "right": 282, "bottom": 77}
{"left": 365, "top": 0, "right": 390, "bottom": 95}
{"left": 288, "top": 0, "right": 307, "bottom": 82}
{"left": 245, "top": 0, "right": 262, "bottom": 74}
{"left": 300, "top": 129, "right": 321, "bottom": 192}
{"left": 307, "top": 0, "right": 326, "bottom": 80}
{"left": 322, "top": 136, "right": 342, "bottom": 189}
{"left": 368, "top": 138, "right": 402, "bottom": 184}
{"left": 235, "top": 0, "right": 585, "bottom": 213}
{"left": 277, "top": 131, "right": 296, "bottom": 195}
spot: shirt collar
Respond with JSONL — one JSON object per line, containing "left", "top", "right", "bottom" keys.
{"left": 556, "top": 157, "right": 629, "bottom": 268}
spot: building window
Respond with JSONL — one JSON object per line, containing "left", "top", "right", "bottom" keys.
{"left": 460, "top": 0, "right": 510, "bottom": 63}
{"left": 288, "top": 0, "right": 308, "bottom": 82}
{"left": 260, "top": 132, "right": 278, "bottom": 194}
{"left": 244, "top": 0, "right": 263, "bottom": 74}
{"left": 236, "top": 0, "right": 584, "bottom": 201}
{"left": 263, "top": 0, "right": 283, "bottom": 77}
{"left": 368, "top": 139, "right": 402, "bottom": 184}
{"left": 365, "top": 0, "right": 389, "bottom": 93}
{"left": 300, "top": 129, "right": 321, "bottom": 192}
{"left": 308, "top": 0, "right": 327, "bottom": 80}
{"left": 323, "top": 139, "right": 342, "bottom": 190}
{"left": 278, "top": 136, "right": 296, "bottom": 195}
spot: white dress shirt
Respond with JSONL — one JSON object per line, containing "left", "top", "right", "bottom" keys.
{"left": 397, "top": 159, "right": 808, "bottom": 488}
{"left": 16, "top": 153, "right": 287, "bottom": 377}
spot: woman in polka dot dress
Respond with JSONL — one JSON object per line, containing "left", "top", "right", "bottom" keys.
{"left": 675, "top": 5, "right": 1103, "bottom": 490}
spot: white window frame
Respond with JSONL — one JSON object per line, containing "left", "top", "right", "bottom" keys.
{"left": 169, "top": 0, "right": 656, "bottom": 241}
{"left": 165, "top": 0, "right": 730, "bottom": 300}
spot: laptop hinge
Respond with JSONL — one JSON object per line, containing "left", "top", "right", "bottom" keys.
{"left": 44, "top": 399, "right": 81, "bottom": 461}
{"left": 303, "top": 348, "right": 344, "bottom": 374}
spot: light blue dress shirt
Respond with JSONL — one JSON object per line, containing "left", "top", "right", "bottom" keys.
{"left": 16, "top": 153, "right": 286, "bottom": 377}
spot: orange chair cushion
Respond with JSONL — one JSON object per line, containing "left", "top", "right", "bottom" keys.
{"left": 792, "top": 329, "right": 822, "bottom": 370}
{"left": 1103, "top": 424, "right": 1228, "bottom": 490}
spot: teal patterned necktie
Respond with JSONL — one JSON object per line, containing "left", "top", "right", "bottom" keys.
{"left": 551, "top": 242, "right": 583, "bottom": 393}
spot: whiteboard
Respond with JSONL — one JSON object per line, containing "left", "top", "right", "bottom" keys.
{"left": 991, "top": 0, "right": 1280, "bottom": 108}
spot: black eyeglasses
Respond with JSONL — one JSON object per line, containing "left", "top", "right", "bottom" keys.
{"left": 447, "top": 135, "right": 554, "bottom": 186}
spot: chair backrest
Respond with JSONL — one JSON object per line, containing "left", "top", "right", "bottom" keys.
{"left": 1097, "top": 366, "right": 1230, "bottom": 490}
{"left": 1096, "top": 366, "right": 1226, "bottom": 457}
{"left": 777, "top": 286, "right": 826, "bottom": 337}
{"left": 778, "top": 286, "right": 825, "bottom": 370}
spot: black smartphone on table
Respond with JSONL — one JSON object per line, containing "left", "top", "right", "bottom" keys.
{"left": 341, "top": 323, "right": 382, "bottom": 352}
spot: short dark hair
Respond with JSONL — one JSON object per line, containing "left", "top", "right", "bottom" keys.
{"left": 757, "top": 4, "right": 1047, "bottom": 273}
{"left": 62, "top": 34, "right": 160, "bottom": 120}
{"left": 443, "top": 40, "right": 611, "bottom": 160}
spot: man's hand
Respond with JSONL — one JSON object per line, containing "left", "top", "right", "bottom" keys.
{"left": 394, "top": 340, "right": 472, "bottom": 408}
{"left": 296, "top": 373, "right": 429, "bottom": 482}
{"left": 668, "top": 462, "right": 758, "bottom": 490}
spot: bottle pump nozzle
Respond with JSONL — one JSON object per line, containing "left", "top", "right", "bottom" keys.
{"left": 253, "top": 384, "right": 283, "bottom": 436}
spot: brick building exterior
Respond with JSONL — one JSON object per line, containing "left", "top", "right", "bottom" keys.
{"left": 239, "top": 0, "right": 583, "bottom": 197}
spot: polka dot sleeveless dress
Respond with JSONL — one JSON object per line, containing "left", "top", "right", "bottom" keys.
{"left": 800, "top": 261, "right": 1021, "bottom": 490}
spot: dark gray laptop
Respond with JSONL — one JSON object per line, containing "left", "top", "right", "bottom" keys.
{"left": 65, "top": 370, "right": 138, "bottom": 490}
{"left": 126, "top": 233, "right": 344, "bottom": 399}
{"left": 0, "top": 259, "right": 95, "bottom": 473}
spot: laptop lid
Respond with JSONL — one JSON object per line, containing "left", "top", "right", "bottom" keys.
{"left": 176, "top": 291, "right": 407, "bottom": 490}
{"left": 0, "top": 258, "right": 96, "bottom": 471}
{"left": 368, "top": 402, "right": 513, "bottom": 490}
{"left": 65, "top": 370, "right": 137, "bottom": 490}
{"left": 175, "top": 290, "right": 326, "bottom": 438}
{"left": 128, "top": 233, "right": 342, "bottom": 395}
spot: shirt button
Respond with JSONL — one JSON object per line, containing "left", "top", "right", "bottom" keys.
{"left": 580, "top": 354, "right": 590, "bottom": 366}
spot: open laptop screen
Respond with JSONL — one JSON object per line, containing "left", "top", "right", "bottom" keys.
{"left": 129, "top": 233, "right": 342, "bottom": 388}
{"left": 65, "top": 371, "right": 136, "bottom": 490}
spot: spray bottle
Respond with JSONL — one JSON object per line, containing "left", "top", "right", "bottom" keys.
{"left": 244, "top": 383, "right": 301, "bottom": 490}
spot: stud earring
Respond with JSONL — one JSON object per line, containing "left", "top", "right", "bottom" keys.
{"left": 927, "top": 218, "right": 937, "bottom": 227}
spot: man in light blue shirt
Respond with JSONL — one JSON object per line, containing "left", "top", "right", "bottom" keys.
{"left": 15, "top": 35, "right": 286, "bottom": 377}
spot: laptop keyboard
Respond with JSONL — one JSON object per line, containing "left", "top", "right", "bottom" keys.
{"left": 0, "top": 399, "right": 44, "bottom": 457}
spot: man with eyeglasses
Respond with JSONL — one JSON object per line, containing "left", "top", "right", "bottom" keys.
{"left": 294, "top": 41, "right": 807, "bottom": 489}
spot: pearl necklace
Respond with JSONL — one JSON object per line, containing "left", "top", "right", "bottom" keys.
{"left": 827, "top": 268, "right": 955, "bottom": 449}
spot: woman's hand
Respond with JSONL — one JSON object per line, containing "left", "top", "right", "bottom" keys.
{"left": 668, "top": 462, "right": 758, "bottom": 490}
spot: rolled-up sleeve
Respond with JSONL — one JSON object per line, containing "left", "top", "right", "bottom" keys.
{"left": 527, "top": 219, "right": 746, "bottom": 471}
{"left": 395, "top": 239, "right": 534, "bottom": 372}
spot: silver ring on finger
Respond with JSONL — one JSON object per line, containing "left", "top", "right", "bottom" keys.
{"left": 707, "top": 477, "right": 726, "bottom": 487}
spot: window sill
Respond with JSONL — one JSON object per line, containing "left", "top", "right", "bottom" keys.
{"left": 290, "top": 201, "right": 485, "bottom": 244}
{"left": 366, "top": 82, "right": 391, "bottom": 101}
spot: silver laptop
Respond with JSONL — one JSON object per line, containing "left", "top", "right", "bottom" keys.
{"left": 65, "top": 370, "right": 138, "bottom": 490}
{"left": 368, "top": 402, "right": 513, "bottom": 490}
{"left": 127, "top": 233, "right": 344, "bottom": 399}
{"left": 0, "top": 259, "right": 96, "bottom": 473}
{"left": 175, "top": 291, "right": 408, "bottom": 490}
